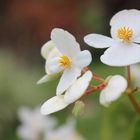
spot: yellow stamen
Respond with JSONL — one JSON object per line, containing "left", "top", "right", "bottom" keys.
{"left": 59, "top": 55, "right": 72, "bottom": 68}
{"left": 117, "top": 27, "right": 133, "bottom": 42}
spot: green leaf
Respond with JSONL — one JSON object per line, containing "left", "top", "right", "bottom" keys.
{"left": 132, "top": 119, "right": 140, "bottom": 140}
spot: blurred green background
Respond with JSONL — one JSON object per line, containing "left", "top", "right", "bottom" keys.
{"left": 0, "top": 0, "right": 140, "bottom": 140}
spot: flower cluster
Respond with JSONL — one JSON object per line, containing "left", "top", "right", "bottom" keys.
{"left": 17, "top": 107, "right": 85, "bottom": 140}
{"left": 38, "top": 9, "right": 140, "bottom": 116}
{"left": 84, "top": 9, "right": 140, "bottom": 66}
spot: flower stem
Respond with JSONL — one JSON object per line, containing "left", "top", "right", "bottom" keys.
{"left": 82, "top": 67, "right": 104, "bottom": 83}
{"left": 84, "top": 83, "right": 106, "bottom": 96}
{"left": 127, "top": 65, "right": 131, "bottom": 87}
{"left": 92, "top": 72, "right": 105, "bottom": 83}
{"left": 127, "top": 66, "right": 140, "bottom": 116}
{"left": 128, "top": 94, "right": 140, "bottom": 115}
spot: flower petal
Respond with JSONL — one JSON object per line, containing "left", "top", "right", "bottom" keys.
{"left": 51, "top": 28, "right": 80, "bottom": 58}
{"left": 45, "top": 57, "right": 64, "bottom": 74}
{"left": 37, "top": 75, "right": 50, "bottom": 84}
{"left": 106, "top": 75, "right": 127, "bottom": 98}
{"left": 101, "top": 43, "right": 140, "bottom": 66}
{"left": 131, "top": 64, "right": 140, "bottom": 77}
{"left": 133, "top": 36, "right": 140, "bottom": 43}
{"left": 99, "top": 89, "right": 111, "bottom": 107}
{"left": 37, "top": 74, "right": 59, "bottom": 84}
{"left": 64, "top": 71, "right": 92, "bottom": 104}
{"left": 110, "top": 9, "right": 140, "bottom": 40}
{"left": 40, "top": 95, "right": 69, "bottom": 115}
{"left": 47, "top": 48, "right": 62, "bottom": 62}
{"left": 41, "top": 40, "right": 55, "bottom": 59}
{"left": 56, "top": 67, "right": 81, "bottom": 95}
{"left": 100, "top": 75, "right": 127, "bottom": 107}
{"left": 131, "top": 64, "right": 140, "bottom": 87}
{"left": 17, "top": 126, "right": 34, "bottom": 140}
{"left": 17, "top": 107, "right": 31, "bottom": 123}
{"left": 73, "top": 50, "right": 92, "bottom": 68}
{"left": 110, "top": 9, "right": 140, "bottom": 26}
{"left": 84, "top": 34, "right": 116, "bottom": 48}
{"left": 45, "top": 48, "right": 62, "bottom": 74}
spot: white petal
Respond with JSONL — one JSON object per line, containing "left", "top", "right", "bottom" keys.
{"left": 37, "top": 74, "right": 59, "bottom": 84}
{"left": 41, "top": 40, "right": 55, "bottom": 59}
{"left": 64, "top": 71, "right": 92, "bottom": 104}
{"left": 47, "top": 48, "right": 62, "bottom": 61}
{"left": 110, "top": 9, "right": 140, "bottom": 26}
{"left": 17, "top": 126, "right": 34, "bottom": 140}
{"left": 45, "top": 48, "right": 62, "bottom": 74}
{"left": 100, "top": 75, "right": 127, "bottom": 107}
{"left": 105, "top": 75, "right": 127, "bottom": 99}
{"left": 73, "top": 50, "right": 92, "bottom": 68}
{"left": 101, "top": 43, "right": 140, "bottom": 66}
{"left": 18, "top": 107, "right": 31, "bottom": 123}
{"left": 56, "top": 67, "right": 81, "bottom": 95}
{"left": 45, "top": 57, "right": 64, "bottom": 74}
{"left": 84, "top": 34, "right": 116, "bottom": 48}
{"left": 133, "top": 36, "right": 140, "bottom": 43}
{"left": 131, "top": 64, "right": 140, "bottom": 78}
{"left": 37, "top": 75, "right": 49, "bottom": 84}
{"left": 51, "top": 28, "right": 80, "bottom": 58}
{"left": 131, "top": 64, "right": 140, "bottom": 87}
{"left": 40, "top": 95, "right": 69, "bottom": 115}
{"left": 99, "top": 89, "right": 111, "bottom": 107}
{"left": 110, "top": 9, "right": 140, "bottom": 40}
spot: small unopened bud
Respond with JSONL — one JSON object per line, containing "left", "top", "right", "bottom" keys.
{"left": 72, "top": 100, "right": 85, "bottom": 117}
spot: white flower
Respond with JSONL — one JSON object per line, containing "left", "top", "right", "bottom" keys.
{"left": 37, "top": 40, "right": 61, "bottom": 84}
{"left": 41, "top": 71, "right": 92, "bottom": 115}
{"left": 84, "top": 9, "right": 140, "bottom": 66}
{"left": 38, "top": 28, "right": 92, "bottom": 96}
{"left": 100, "top": 75, "right": 127, "bottom": 107}
{"left": 44, "top": 118, "right": 85, "bottom": 140}
{"left": 17, "top": 107, "right": 57, "bottom": 140}
{"left": 131, "top": 64, "right": 140, "bottom": 87}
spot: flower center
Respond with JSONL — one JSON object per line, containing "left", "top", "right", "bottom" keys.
{"left": 117, "top": 27, "right": 133, "bottom": 42}
{"left": 59, "top": 55, "right": 72, "bottom": 68}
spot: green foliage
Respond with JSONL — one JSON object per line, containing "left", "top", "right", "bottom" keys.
{"left": 0, "top": 51, "right": 58, "bottom": 140}
{"left": 132, "top": 119, "right": 140, "bottom": 140}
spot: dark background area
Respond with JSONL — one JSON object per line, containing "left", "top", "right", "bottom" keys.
{"left": 1, "top": 0, "right": 140, "bottom": 62}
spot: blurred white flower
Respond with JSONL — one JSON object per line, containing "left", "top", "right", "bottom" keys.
{"left": 84, "top": 9, "right": 140, "bottom": 66}
{"left": 17, "top": 107, "right": 57, "bottom": 140}
{"left": 41, "top": 71, "right": 92, "bottom": 115}
{"left": 17, "top": 107, "right": 85, "bottom": 140}
{"left": 38, "top": 28, "right": 92, "bottom": 96}
{"left": 100, "top": 75, "right": 127, "bottom": 107}
{"left": 131, "top": 64, "right": 140, "bottom": 87}
{"left": 44, "top": 118, "right": 85, "bottom": 140}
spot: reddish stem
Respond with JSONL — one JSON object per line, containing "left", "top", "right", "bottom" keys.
{"left": 84, "top": 83, "right": 106, "bottom": 96}
{"left": 127, "top": 65, "right": 131, "bottom": 87}
{"left": 82, "top": 67, "right": 104, "bottom": 83}
{"left": 128, "top": 94, "right": 140, "bottom": 115}
{"left": 92, "top": 72, "right": 105, "bottom": 83}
